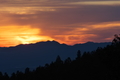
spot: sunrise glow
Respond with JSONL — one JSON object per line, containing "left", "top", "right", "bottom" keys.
{"left": 0, "top": 26, "right": 53, "bottom": 47}
{"left": 0, "top": 0, "right": 120, "bottom": 47}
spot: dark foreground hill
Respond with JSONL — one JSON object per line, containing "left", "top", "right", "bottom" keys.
{"left": 0, "top": 41, "right": 110, "bottom": 75}
{"left": 0, "top": 42, "right": 119, "bottom": 80}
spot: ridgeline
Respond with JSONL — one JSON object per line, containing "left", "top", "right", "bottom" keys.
{"left": 0, "top": 43, "right": 120, "bottom": 80}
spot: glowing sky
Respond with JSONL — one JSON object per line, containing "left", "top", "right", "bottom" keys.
{"left": 0, "top": 0, "right": 120, "bottom": 47}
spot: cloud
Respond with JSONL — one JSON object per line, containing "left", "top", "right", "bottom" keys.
{"left": 0, "top": 0, "right": 120, "bottom": 46}
{"left": 0, "top": 0, "right": 119, "bottom": 6}
{"left": 47, "top": 21, "right": 120, "bottom": 45}
{"left": 67, "top": 1, "right": 120, "bottom": 6}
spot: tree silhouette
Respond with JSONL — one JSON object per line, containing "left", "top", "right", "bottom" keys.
{"left": 4, "top": 72, "right": 9, "bottom": 80}
{"left": 112, "top": 34, "right": 120, "bottom": 44}
{"left": 64, "top": 57, "right": 71, "bottom": 64}
{"left": 25, "top": 67, "right": 30, "bottom": 74}
{"left": 0, "top": 72, "right": 3, "bottom": 80}
{"left": 55, "top": 55, "right": 63, "bottom": 64}
{"left": 76, "top": 50, "right": 81, "bottom": 60}
{"left": 10, "top": 73, "right": 16, "bottom": 80}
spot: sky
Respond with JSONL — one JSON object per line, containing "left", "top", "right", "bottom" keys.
{"left": 0, "top": 0, "right": 120, "bottom": 47}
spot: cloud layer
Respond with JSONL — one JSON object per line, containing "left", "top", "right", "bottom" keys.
{"left": 0, "top": 0, "right": 120, "bottom": 46}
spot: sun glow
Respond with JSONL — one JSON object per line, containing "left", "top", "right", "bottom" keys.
{"left": 0, "top": 26, "right": 53, "bottom": 47}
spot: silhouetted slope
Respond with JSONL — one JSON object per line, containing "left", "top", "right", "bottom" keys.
{"left": 0, "top": 42, "right": 119, "bottom": 80}
{"left": 24, "top": 43, "right": 119, "bottom": 80}
{"left": 0, "top": 41, "right": 110, "bottom": 74}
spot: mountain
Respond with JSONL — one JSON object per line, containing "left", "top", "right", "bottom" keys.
{"left": 0, "top": 40, "right": 111, "bottom": 75}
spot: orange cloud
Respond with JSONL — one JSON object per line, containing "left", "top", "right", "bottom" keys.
{"left": 0, "top": 7, "right": 56, "bottom": 14}
{"left": 91, "top": 21, "right": 120, "bottom": 29}
{"left": 52, "top": 34, "right": 97, "bottom": 45}
{"left": 0, "top": 26, "right": 53, "bottom": 47}
{"left": 50, "top": 21, "right": 120, "bottom": 45}
{"left": 67, "top": 1, "right": 120, "bottom": 6}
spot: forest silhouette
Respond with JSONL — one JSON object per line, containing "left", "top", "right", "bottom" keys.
{"left": 0, "top": 35, "right": 120, "bottom": 80}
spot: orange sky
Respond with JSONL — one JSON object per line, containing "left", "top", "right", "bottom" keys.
{"left": 0, "top": 0, "right": 120, "bottom": 47}
{"left": 0, "top": 26, "right": 53, "bottom": 47}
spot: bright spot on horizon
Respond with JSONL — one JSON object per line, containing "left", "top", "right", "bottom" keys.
{"left": 0, "top": 26, "right": 53, "bottom": 47}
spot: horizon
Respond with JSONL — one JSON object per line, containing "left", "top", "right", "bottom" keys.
{"left": 0, "top": 40, "right": 111, "bottom": 48}
{"left": 0, "top": 0, "right": 120, "bottom": 47}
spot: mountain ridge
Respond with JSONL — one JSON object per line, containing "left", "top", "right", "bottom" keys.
{"left": 0, "top": 40, "right": 110, "bottom": 48}
{"left": 0, "top": 40, "right": 111, "bottom": 75}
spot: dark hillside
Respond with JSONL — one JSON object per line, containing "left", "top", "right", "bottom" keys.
{"left": 0, "top": 41, "right": 110, "bottom": 74}
{"left": 0, "top": 43, "right": 120, "bottom": 80}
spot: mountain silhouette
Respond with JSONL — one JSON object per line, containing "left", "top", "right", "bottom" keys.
{"left": 0, "top": 40, "right": 111, "bottom": 75}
